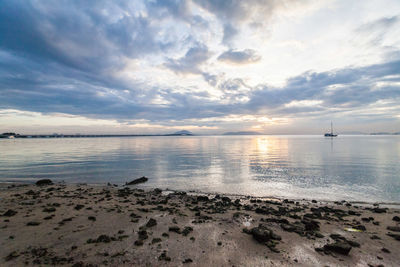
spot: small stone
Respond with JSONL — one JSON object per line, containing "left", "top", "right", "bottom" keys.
{"left": 393, "top": 216, "right": 400, "bottom": 222}
{"left": 183, "top": 258, "right": 193, "bottom": 264}
{"left": 27, "top": 221, "right": 40, "bottom": 226}
{"left": 36, "top": 179, "right": 53, "bottom": 186}
{"left": 2, "top": 209, "right": 17, "bottom": 217}
{"left": 323, "top": 242, "right": 352, "bottom": 255}
{"left": 146, "top": 218, "right": 157, "bottom": 228}
{"left": 381, "top": 248, "right": 390, "bottom": 253}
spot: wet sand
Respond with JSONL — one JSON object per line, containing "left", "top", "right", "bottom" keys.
{"left": 1, "top": 182, "right": 400, "bottom": 266}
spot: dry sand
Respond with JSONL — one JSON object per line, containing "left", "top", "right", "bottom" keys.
{"left": 1, "top": 181, "right": 400, "bottom": 266}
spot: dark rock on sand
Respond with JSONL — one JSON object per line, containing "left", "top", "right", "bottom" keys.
{"left": 250, "top": 224, "right": 282, "bottom": 243}
{"left": 126, "top": 176, "right": 148, "bottom": 185}
{"left": 387, "top": 226, "right": 400, "bottom": 232}
{"left": 27, "top": 221, "right": 40, "bottom": 226}
{"left": 36, "top": 179, "right": 53, "bottom": 186}
{"left": 182, "top": 226, "right": 193, "bottom": 236}
{"left": 169, "top": 226, "right": 181, "bottom": 234}
{"left": 2, "top": 209, "right": 17, "bottom": 217}
{"left": 322, "top": 241, "right": 352, "bottom": 255}
{"left": 158, "top": 251, "right": 171, "bottom": 261}
{"left": 183, "top": 258, "right": 193, "bottom": 263}
{"left": 5, "top": 251, "right": 19, "bottom": 261}
{"left": 197, "top": 196, "right": 209, "bottom": 201}
{"left": 393, "top": 216, "right": 400, "bottom": 222}
{"left": 43, "top": 207, "right": 56, "bottom": 213}
{"left": 88, "top": 216, "right": 96, "bottom": 221}
{"left": 138, "top": 230, "right": 148, "bottom": 240}
{"left": 87, "top": 235, "right": 113, "bottom": 243}
{"left": 387, "top": 233, "right": 400, "bottom": 241}
{"left": 146, "top": 218, "right": 157, "bottom": 228}
{"left": 382, "top": 248, "right": 391, "bottom": 253}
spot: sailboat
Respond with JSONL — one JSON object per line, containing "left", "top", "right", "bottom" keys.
{"left": 324, "top": 122, "right": 338, "bottom": 137}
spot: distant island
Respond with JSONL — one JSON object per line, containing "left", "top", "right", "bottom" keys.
{"left": 223, "top": 131, "right": 261, "bottom": 135}
{"left": 0, "top": 130, "right": 194, "bottom": 138}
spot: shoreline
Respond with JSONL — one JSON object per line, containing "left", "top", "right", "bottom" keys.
{"left": 2, "top": 181, "right": 400, "bottom": 207}
{"left": 1, "top": 181, "right": 400, "bottom": 266}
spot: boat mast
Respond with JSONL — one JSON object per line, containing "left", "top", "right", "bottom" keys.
{"left": 331, "top": 121, "right": 333, "bottom": 135}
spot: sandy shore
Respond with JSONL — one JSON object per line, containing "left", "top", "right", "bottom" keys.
{"left": 1, "top": 181, "right": 400, "bottom": 266}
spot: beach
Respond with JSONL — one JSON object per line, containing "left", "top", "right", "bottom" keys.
{"left": 1, "top": 181, "right": 399, "bottom": 266}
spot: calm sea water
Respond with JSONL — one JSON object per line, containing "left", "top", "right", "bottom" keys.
{"left": 0, "top": 135, "right": 399, "bottom": 202}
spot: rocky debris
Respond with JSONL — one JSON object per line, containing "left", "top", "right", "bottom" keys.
{"left": 169, "top": 226, "right": 181, "bottom": 234}
{"left": 387, "top": 233, "right": 400, "bottom": 241}
{"left": 197, "top": 195, "right": 209, "bottom": 201}
{"left": 387, "top": 226, "right": 400, "bottom": 232}
{"left": 126, "top": 176, "right": 148, "bottom": 185}
{"left": 36, "top": 179, "right": 53, "bottom": 186}
{"left": 134, "top": 240, "right": 143, "bottom": 246}
{"left": 393, "top": 216, "right": 400, "bottom": 222}
{"left": 318, "top": 241, "right": 352, "bottom": 255}
{"left": 330, "top": 234, "right": 360, "bottom": 247}
{"left": 183, "top": 258, "right": 193, "bottom": 263}
{"left": 145, "top": 218, "right": 157, "bottom": 228}
{"left": 152, "top": 238, "right": 162, "bottom": 244}
{"left": 5, "top": 251, "right": 19, "bottom": 261}
{"left": 371, "top": 207, "right": 387, "bottom": 213}
{"left": 74, "top": 204, "right": 85, "bottom": 210}
{"left": 138, "top": 230, "right": 148, "bottom": 240}
{"left": 248, "top": 224, "right": 282, "bottom": 243}
{"left": 87, "top": 234, "right": 113, "bottom": 244}
{"left": 382, "top": 248, "right": 391, "bottom": 253}
{"left": 158, "top": 251, "right": 171, "bottom": 261}
{"left": 88, "top": 216, "right": 96, "bottom": 221}
{"left": 26, "top": 221, "right": 40, "bottom": 226}
{"left": 43, "top": 207, "right": 56, "bottom": 213}
{"left": 2, "top": 209, "right": 17, "bottom": 217}
{"left": 182, "top": 226, "right": 193, "bottom": 236}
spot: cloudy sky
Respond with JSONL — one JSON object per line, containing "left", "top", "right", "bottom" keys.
{"left": 1, "top": 0, "right": 400, "bottom": 134}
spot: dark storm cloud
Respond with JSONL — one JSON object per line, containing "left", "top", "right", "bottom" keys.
{"left": 164, "top": 44, "right": 211, "bottom": 74}
{"left": 0, "top": 0, "right": 399, "bottom": 126}
{"left": 218, "top": 49, "right": 261, "bottom": 64}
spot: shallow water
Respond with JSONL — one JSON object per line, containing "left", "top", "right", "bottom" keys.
{"left": 0, "top": 135, "right": 399, "bottom": 202}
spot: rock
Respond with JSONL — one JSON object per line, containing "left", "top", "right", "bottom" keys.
{"left": 387, "top": 233, "right": 400, "bottom": 241}
{"left": 183, "top": 258, "right": 193, "bottom": 264}
{"left": 152, "top": 238, "right": 162, "bottom": 244}
{"left": 74, "top": 204, "right": 84, "bottom": 210}
{"left": 393, "top": 216, "right": 400, "bottom": 222}
{"left": 387, "top": 226, "right": 400, "bottom": 232}
{"left": 158, "top": 251, "right": 171, "bottom": 261}
{"left": 138, "top": 230, "right": 148, "bottom": 240}
{"left": 146, "top": 218, "right": 157, "bottom": 228}
{"left": 43, "top": 207, "right": 56, "bottom": 213}
{"left": 169, "top": 226, "right": 181, "bottom": 234}
{"left": 182, "top": 226, "right": 193, "bottom": 236}
{"left": 302, "top": 219, "right": 320, "bottom": 231}
{"left": 94, "top": 235, "right": 112, "bottom": 243}
{"left": 27, "top": 221, "right": 40, "bottom": 226}
{"left": 88, "top": 216, "right": 96, "bottom": 221}
{"left": 372, "top": 207, "right": 387, "bottom": 213}
{"left": 250, "top": 224, "right": 281, "bottom": 243}
{"left": 381, "top": 248, "right": 390, "bottom": 253}
{"left": 134, "top": 240, "right": 143, "bottom": 246}
{"left": 36, "top": 179, "right": 53, "bottom": 186}
{"left": 197, "top": 196, "right": 209, "bottom": 201}
{"left": 2, "top": 209, "right": 17, "bottom": 217}
{"left": 323, "top": 242, "right": 352, "bottom": 255}
{"left": 126, "top": 176, "right": 148, "bottom": 185}
{"left": 5, "top": 251, "right": 19, "bottom": 261}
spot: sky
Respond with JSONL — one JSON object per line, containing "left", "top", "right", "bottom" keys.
{"left": 1, "top": 0, "right": 400, "bottom": 134}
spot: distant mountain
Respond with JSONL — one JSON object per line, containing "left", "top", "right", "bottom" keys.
{"left": 166, "top": 130, "right": 194, "bottom": 136}
{"left": 223, "top": 131, "right": 261, "bottom": 135}
{"left": 340, "top": 131, "right": 367, "bottom": 135}
{"left": 370, "top": 132, "right": 391, "bottom": 135}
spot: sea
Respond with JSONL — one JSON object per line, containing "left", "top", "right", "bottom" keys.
{"left": 1, "top": 135, "right": 399, "bottom": 203}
